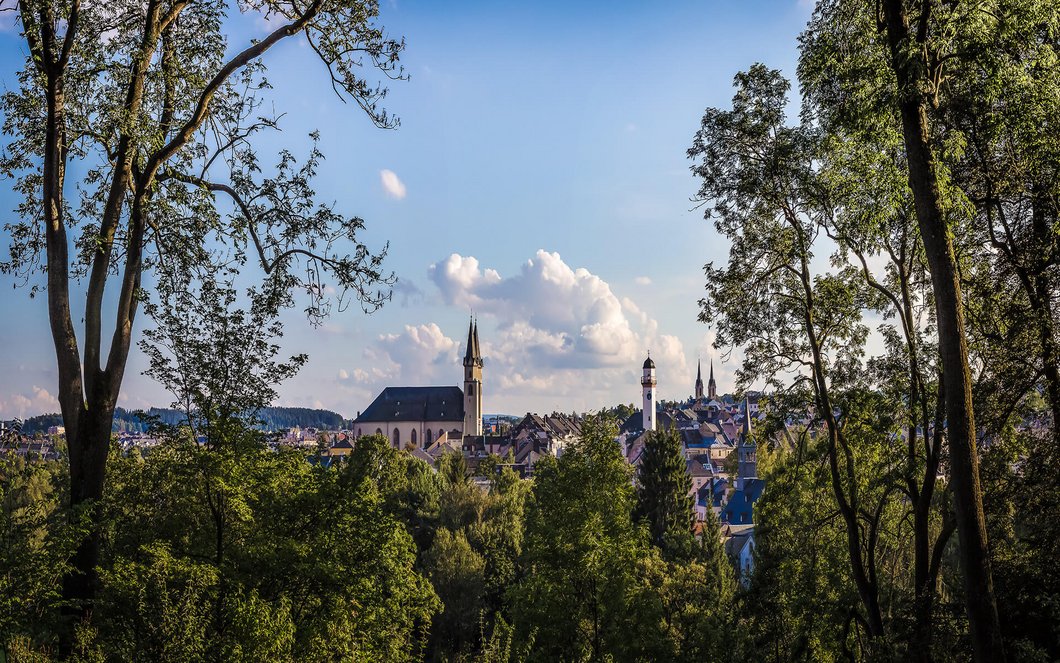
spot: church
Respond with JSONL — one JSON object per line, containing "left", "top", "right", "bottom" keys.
{"left": 352, "top": 319, "right": 484, "bottom": 448}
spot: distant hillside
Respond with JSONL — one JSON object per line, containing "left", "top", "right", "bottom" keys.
{"left": 17, "top": 406, "right": 349, "bottom": 434}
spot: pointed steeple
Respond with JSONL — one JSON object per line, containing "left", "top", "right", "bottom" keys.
{"left": 463, "top": 317, "right": 475, "bottom": 363}
{"left": 694, "top": 359, "right": 705, "bottom": 400}
{"left": 462, "top": 317, "right": 484, "bottom": 436}
{"left": 743, "top": 396, "right": 753, "bottom": 438}
{"left": 708, "top": 358, "right": 717, "bottom": 400}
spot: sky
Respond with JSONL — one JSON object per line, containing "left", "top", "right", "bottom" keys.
{"left": 0, "top": 0, "right": 817, "bottom": 420}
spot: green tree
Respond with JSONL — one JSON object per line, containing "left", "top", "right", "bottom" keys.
{"left": 634, "top": 426, "right": 693, "bottom": 550}
{"left": 0, "top": 458, "right": 85, "bottom": 658}
{"left": 424, "top": 529, "right": 487, "bottom": 658}
{"left": 689, "top": 64, "right": 893, "bottom": 645}
{"left": 511, "top": 416, "right": 641, "bottom": 661}
{"left": 1, "top": 0, "right": 403, "bottom": 641}
{"left": 880, "top": 5, "right": 1004, "bottom": 656}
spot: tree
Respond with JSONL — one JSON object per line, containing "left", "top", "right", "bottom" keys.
{"left": 689, "top": 64, "right": 893, "bottom": 645}
{"left": 878, "top": 3, "right": 1004, "bottom": 658}
{"left": 1, "top": 0, "right": 404, "bottom": 642}
{"left": 91, "top": 263, "right": 438, "bottom": 660}
{"left": 634, "top": 426, "right": 693, "bottom": 550}
{"left": 510, "top": 416, "right": 641, "bottom": 661}
{"left": 424, "top": 529, "right": 487, "bottom": 658}
{"left": 511, "top": 416, "right": 733, "bottom": 662}
{"left": 797, "top": 32, "right": 959, "bottom": 654}
{"left": 0, "top": 457, "right": 86, "bottom": 658}
{"left": 798, "top": 3, "right": 1007, "bottom": 658}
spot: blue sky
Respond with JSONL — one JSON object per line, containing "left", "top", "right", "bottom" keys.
{"left": 0, "top": 0, "right": 814, "bottom": 419}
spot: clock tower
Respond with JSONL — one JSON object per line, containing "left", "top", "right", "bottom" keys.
{"left": 641, "top": 353, "right": 656, "bottom": 431}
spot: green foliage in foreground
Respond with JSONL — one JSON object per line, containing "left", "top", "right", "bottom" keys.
{"left": 2, "top": 434, "right": 439, "bottom": 662}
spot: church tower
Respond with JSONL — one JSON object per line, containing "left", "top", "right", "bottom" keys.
{"left": 463, "top": 318, "right": 483, "bottom": 437}
{"left": 695, "top": 360, "right": 705, "bottom": 400}
{"left": 708, "top": 359, "right": 717, "bottom": 401}
{"left": 737, "top": 396, "right": 757, "bottom": 488}
{"left": 641, "top": 353, "right": 656, "bottom": 431}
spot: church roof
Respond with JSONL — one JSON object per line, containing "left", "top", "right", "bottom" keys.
{"left": 354, "top": 386, "right": 465, "bottom": 423}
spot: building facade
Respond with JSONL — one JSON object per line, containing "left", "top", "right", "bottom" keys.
{"left": 353, "top": 319, "right": 483, "bottom": 448}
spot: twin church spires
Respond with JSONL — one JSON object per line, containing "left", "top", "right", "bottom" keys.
{"left": 694, "top": 358, "right": 717, "bottom": 401}
{"left": 463, "top": 318, "right": 483, "bottom": 436}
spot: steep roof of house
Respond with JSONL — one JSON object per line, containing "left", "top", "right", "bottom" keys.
{"left": 354, "top": 386, "right": 464, "bottom": 423}
{"left": 409, "top": 447, "right": 436, "bottom": 466}
{"left": 722, "top": 479, "right": 767, "bottom": 525}
{"left": 686, "top": 458, "right": 714, "bottom": 478}
{"left": 723, "top": 526, "right": 756, "bottom": 557}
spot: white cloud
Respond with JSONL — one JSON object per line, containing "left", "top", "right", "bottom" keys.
{"left": 426, "top": 250, "right": 691, "bottom": 411}
{"left": 380, "top": 169, "right": 407, "bottom": 200}
{"left": 340, "top": 323, "right": 459, "bottom": 390}
{"left": 0, "top": 385, "right": 59, "bottom": 419}
{"left": 634, "top": 276, "right": 652, "bottom": 286}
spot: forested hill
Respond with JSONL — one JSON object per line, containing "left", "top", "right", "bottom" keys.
{"left": 18, "top": 406, "right": 349, "bottom": 434}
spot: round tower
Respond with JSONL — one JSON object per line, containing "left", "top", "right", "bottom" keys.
{"left": 641, "top": 354, "right": 656, "bottom": 431}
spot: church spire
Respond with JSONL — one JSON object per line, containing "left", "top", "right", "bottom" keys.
{"left": 463, "top": 317, "right": 476, "bottom": 364}
{"left": 708, "top": 358, "right": 717, "bottom": 400}
{"left": 463, "top": 317, "right": 483, "bottom": 436}
{"left": 695, "top": 359, "right": 705, "bottom": 400}
{"left": 741, "top": 395, "right": 756, "bottom": 443}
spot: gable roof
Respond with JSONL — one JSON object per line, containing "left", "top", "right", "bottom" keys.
{"left": 354, "top": 386, "right": 464, "bottom": 423}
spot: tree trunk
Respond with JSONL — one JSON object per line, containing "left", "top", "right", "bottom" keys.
{"left": 882, "top": 2, "right": 1006, "bottom": 660}
{"left": 59, "top": 404, "right": 115, "bottom": 652}
{"left": 1029, "top": 192, "right": 1060, "bottom": 445}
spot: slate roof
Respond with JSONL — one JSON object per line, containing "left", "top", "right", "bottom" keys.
{"left": 686, "top": 458, "right": 714, "bottom": 478}
{"left": 409, "top": 447, "right": 436, "bottom": 466}
{"left": 354, "top": 386, "right": 464, "bottom": 423}
{"left": 621, "top": 411, "right": 649, "bottom": 434}
{"left": 723, "top": 525, "right": 755, "bottom": 557}
{"left": 722, "top": 478, "right": 766, "bottom": 525}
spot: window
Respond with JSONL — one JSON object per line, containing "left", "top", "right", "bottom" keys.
{"left": 411, "top": 429, "right": 417, "bottom": 446}
{"left": 426, "top": 429, "right": 433, "bottom": 445}
{"left": 393, "top": 428, "right": 401, "bottom": 447}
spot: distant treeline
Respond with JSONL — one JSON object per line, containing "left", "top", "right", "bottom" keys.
{"left": 17, "top": 406, "right": 349, "bottom": 434}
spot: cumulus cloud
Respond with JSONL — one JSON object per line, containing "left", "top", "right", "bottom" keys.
{"left": 380, "top": 169, "right": 407, "bottom": 199}
{"left": 0, "top": 385, "right": 59, "bottom": 419}
{"left": 426, "top": 250, "right": 690, "bottom": 410}
{"left": 339, "top": 323, "right": 459, "bottom": 389}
